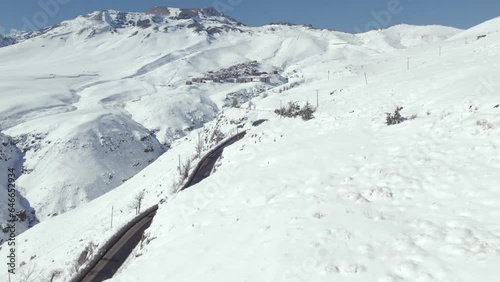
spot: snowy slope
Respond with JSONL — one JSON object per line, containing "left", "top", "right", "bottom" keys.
{"left": 358, "top": 24, "right": 461, "bottom": 50}
{"left": 0, "top": 7, "right": 463, "bottom": 229}
{"left": 448, "top": 16, "right": 500, "bottom": 41}
{"left": 111, "top": 25, "right": 500, "bottom": 282}
{"left": 0, "top": 134, "right": 37, "bottom": 246}
{"left": 2, "top": 7, "right": 498, "bottom": 282}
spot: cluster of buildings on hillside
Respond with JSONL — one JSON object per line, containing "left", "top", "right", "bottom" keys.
{"left": 186, "top": 61, "right": 278, "bottom": 85}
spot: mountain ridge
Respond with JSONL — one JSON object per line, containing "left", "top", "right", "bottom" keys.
{"left": 1, "top": 6, "right": 467, "bottom": 49}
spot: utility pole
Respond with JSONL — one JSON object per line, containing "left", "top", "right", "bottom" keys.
{"left": 110, "top": 206, "right": 113, "bottom": 228}
{"left": 316, "top": 90, "right": 319, "bottom": 108}
{"left": 364, "top": 72, "right": 368, "bottom": 85}
{"left": 328, "top": 70, "right": 330, "bottom": 81}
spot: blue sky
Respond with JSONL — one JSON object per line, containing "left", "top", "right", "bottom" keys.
{"left": 1, "top": 0, "right": 499, "bottom": 34}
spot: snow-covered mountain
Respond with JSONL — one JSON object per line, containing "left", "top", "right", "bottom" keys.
{"left": 1, "top": 6, "right": 499, "bottom": 282}
{"left": 0, "top": 34, "right": 16, "bottom": 47}
{"left": 0, "top": 7, "right": 462, "bottom": 229}
{"left": 448, "top": 16, "right": 500, "bottom": 41}
{"left": 358, "top": 24, "right": 461, "bottom": 50}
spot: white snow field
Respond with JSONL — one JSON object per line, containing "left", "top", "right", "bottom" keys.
{"left": 0, "top": 7, "right": 499, "bottom": 282}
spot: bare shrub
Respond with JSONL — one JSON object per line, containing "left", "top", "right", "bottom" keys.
{"left": 128, "top": 191, "right": 145, "bottom": 215}
{"left": 18, "top": 264, "right": 43, "bottom": 282}
{"left": 476, "top": 119, "right": 494, "bottom": 130}
{"left": 181, "top": 158, "right": 192, "bottom": 181}
{"left": 195, "top": 131, "right": 204, "bottom": 158}
{"left": 170, "top": 179, "right": 181, "bottom": 194}
{"left": 386, "top": 106, "right": 406, "bottom": 125}
{"left": 210, "top": 129, "right": 225, "bottom": 145}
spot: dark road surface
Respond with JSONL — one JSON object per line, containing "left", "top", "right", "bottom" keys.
{"left": 81, "top": 211, "right": 156, "bottom": 282}
{"left": 75, "top": 131, "right": 246, "bottom": 281}
{"left": 182, "top": 131, "right": 246, "bottom": 190}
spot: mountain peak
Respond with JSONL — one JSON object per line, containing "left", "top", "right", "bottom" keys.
{"left": 144, "top": 6, "right": 225, "bottom": 19}
{"left": 144, "top": 6, "right": 172, "bottom": 16}
{"left": 0, "top": 34, "right": 16, "bottom": 47}
{"left": 178, "top": 7, "right": 225, "bottom": 18}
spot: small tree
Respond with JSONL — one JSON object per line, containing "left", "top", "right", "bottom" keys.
{"left": 300, "top": 102, "right": 315, "bottom": 120}
{"left": 274, "top": 106, "right": 286, "bottom": 117}
{"left": 195, "top": 131, "right": 204, "bottom": 158}
{"left": 386, "top": 106, "right": 405, "bottom": 125}
{"left": 210, "top": 129, "right": 225, "bottom": 145}
{"left": 19, "top": 264, "right": 43, "bottom": 282}
{"left": 285, "top": 101, "right": 301, "bottom": 117}
{"left": 181, "top": 158, "right": 192, "bottom": 181}
{"left": 129, "top": 191, "right": 145, "bottom": 215}
{"left": 275, "top": 101, "right": 316, "bottom": 120}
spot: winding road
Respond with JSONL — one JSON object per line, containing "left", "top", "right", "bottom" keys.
{"left": 81, "top": 210, "right": 157, "bottom": 282}
{"left": 74, "top": 131, "right": 247, "bottom": 281}
{"left": 181, "top": 130, "right": 246, "bottom": 190}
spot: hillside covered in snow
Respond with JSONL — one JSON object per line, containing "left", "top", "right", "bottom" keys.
{"left": 0, "top": 6, "right": 499, "bottom": 282}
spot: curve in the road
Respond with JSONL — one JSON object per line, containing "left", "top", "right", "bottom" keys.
{"left": 182, "top": 130, "right": 247, "bottom": 190}
{"left": 81, "top": 210, "right": 157, "bottom": 282}
{"left": 72, "top": 130, "right": 247, "bottom": 282}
